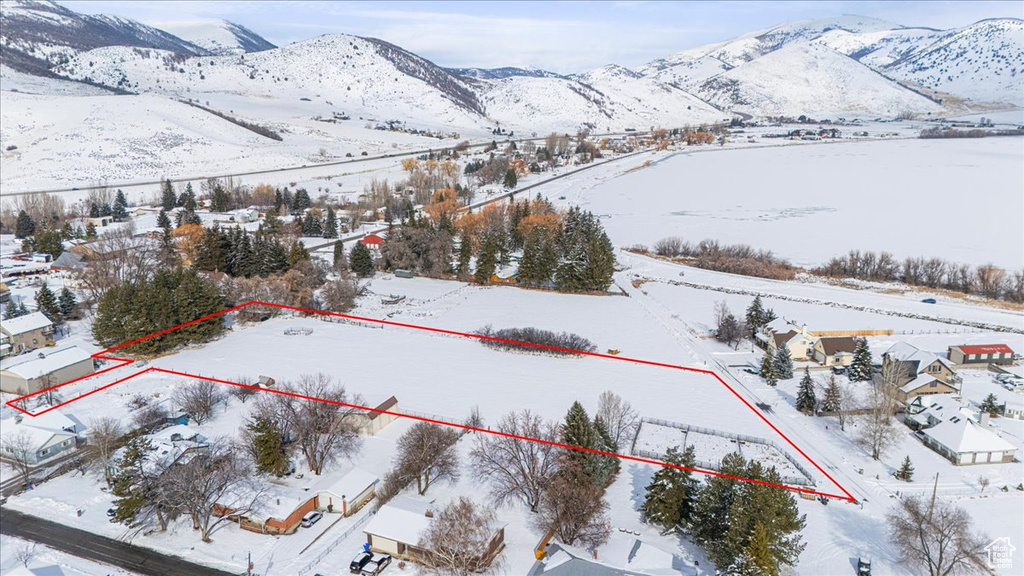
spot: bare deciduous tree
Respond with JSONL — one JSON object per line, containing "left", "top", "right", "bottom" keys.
{"left": 253, "top": 373, "right": 363, "bottom": 475}
{"left": 2, "top": 430, "right": 36, "bottom": 486}
{"left": 165, "top": 440, "right": 266, "bottom": 543}
{"left": 228, "top": 376, "right": 258, "bottom": 404}
{"left": 535, "top": 455, "right": 611, "bottom": 549}
{"left": 887, "top": 496, "right": 987, "bottom": 576}
{"left": 596, "top": 391, "right": 639, "bottom": 449}
{"left": 470, "top": 410, "right": 558, "bottom": 512}
{"left": 418, "top": 497, "right": 504, "bottom": 576}
{"left": 15, "top": 543, "right": 37, "bottom": 568}
{"left": 87, "top": 416, "right": 123, "bottom": 485}
{"left": 174, "top": 380, "right": 226, "bottom": 425}
{"left": 131, "top": 402, "right": 168, "bottom": 431}
{"left": 395, "top": 422, "right": 460, "bottom": 495}
{"left": 73, "top": 223, "right": 159, "bottom": 307}
{"left": 858, "top": 356, "right": 906, "bottom": 460}
{"left": 318, "top": 274, "right": 359, "bottom": 313}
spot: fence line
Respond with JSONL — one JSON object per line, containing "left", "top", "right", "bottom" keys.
{"left": 297, "top": 511, "right": 372, "bottom": 576}
{"left": 635, "top": 417, "right": 816, "bottom": 486}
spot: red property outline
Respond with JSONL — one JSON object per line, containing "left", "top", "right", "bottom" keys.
{"left": 6, "top": 300, "right": 857, "bottom": 503}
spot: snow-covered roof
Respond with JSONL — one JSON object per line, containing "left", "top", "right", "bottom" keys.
{"left": 535, "top": 539, "right": 695, "bottom": 576}
{"left": 0, "top": 346, "right": 92, "bottom": 380}
{"left": 885, "top": 342, "right": 954, "bottom": 372}
{"left": 0, "top": 311, "right": 52, "bottom": 336}
{"left": 923, "top": 417, "right": 1017, "bottom": 454}
{"left": 900, "top": 373, "right": 953, "bottom": 394}
{"left": 0, "top": 410, "right": 78, "bottom": 452}
{"left": 763, "top": 317, "right": 792, "bottom": 333}
{"left": 240, "top": 483, "right": 315, "bottom": 522}
{"left": 363, "top": 495, "right": 433, "bottom": 545}
{"left": 318, "top": 467, "right": 379, "bottom": 499}
{"left": 150, "top": 424, "right": 204, "bottom": 444}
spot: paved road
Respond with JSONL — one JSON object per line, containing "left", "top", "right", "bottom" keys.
{"left": 6, "top": 130, "right": 658, "bottom": 196}
{"left": 0, "top": 508, "right": 239, "bottom": 576}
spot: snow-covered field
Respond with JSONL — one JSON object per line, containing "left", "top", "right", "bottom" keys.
{"left": 557, "top": 136, "right": 1024, "bottom": 269}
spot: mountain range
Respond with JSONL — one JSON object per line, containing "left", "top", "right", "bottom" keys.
{"left": 1, "top": 0, "right": 1021, "bottom": 133}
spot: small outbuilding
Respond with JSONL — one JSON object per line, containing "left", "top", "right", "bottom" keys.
{"left": 317, "top": 467, "right": 379, "bottom": 516}
{"left": 0, "top": 346, "right": 94, "bottom": 394}
{"left": 948, "top": 344, "right": 1015, "bottom": 366}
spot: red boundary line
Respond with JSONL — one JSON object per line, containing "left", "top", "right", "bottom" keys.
{"left": 5, "top": 300, "right": 857, "bottom": 502}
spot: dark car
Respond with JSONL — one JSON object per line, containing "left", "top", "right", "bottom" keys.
{"left": 921, "top": 298, "right": 937, "bottom": 304}
{"left": 350, "top": 551, "right": 374, "bottom": 573}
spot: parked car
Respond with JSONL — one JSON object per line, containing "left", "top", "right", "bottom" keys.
{"left": 921, "top": 298, "right": 937, "bottom": 304}
{"left": 301, "top": 511, "right": 323, "bottom": 528}
{"left": 832, "top": 365, "right": 848, "bottom": 375}
{"left": 362, "top": 555, "right": 392, "bottom": 575}
{"left": 350, "top": 551, "right": 374, "bottom": 573}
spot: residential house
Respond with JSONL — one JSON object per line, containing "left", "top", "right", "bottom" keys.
{"left": 50, "top": 251, "right": 86, "bottom": 274}
{"left": 317, "top": 467, "right": 379, "bottom": 516}
{"left": 812, "top": 336, "right": 858, "bottom": 367}
{"left": 225, "top": 483, "right": 318, "bottom": 535}
{"left": 108, "top": 424, "right": 208, "bottom": 478}
{"left": 759, "top": 318, "right": 815, "bottom": 361}
{"left": 84, "top": 216, "right": 113, "bottom": 228}
{"left": 1003, "top": 396, "right": 1024, "bottom": 421}
{"left": 906, "top": 395, "right": 1017, "bottom": 465}
{"left": 919, "top": 414, "right": 1017, "bottom": 465}
{"left": 531, "top": 536, "right": 697, "bottom": 576}
{"left": 883, "top": 342, "right": 959, "bottom": 400}
{"left": 948, "top": 344, "right": 1015, "bottom": 366}
{"left": 0, "top": 410, "right": 81, "bottom": 465}
{"left": 0, "top": 346, "right": 94, "bottom": 394}
{"left": 363, "top": 495, "right": 505, "bottom": 566}
{"left": 0, "top": 312, "right": 55, "bottom": 356}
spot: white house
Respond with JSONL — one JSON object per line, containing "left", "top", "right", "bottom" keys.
{"left": 532, "top": 535, "right": 697, "bottom": 575}
{"left": 920, "top": 415, "right": 1017, "bottom": 465}
{"left": 759, "top": 318, "right": 815, "bottom": 361}
{"left": 0, "top": 410, "right": 80, "bottom": 465}
{"left": 317, "top": 467, "right": 379, "bottom": 516}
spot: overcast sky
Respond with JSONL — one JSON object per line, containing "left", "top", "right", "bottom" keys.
{"left": 62, "top": 1, "right": 1023, "bottom": 73}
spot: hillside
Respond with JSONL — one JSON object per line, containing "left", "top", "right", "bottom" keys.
{"left": 693, "top": 42, "right": 943, "bottom": 117}
{"left": 156, "top": 20, "right": 277, "bottom": 55}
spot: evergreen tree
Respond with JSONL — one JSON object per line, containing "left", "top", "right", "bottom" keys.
{"left": 301, "top": 212, "right": 322, "bottom": 236}
{"left": 100, "top": 203, "right": 113, "bottom": 217}
{"left": 323, "top": 206, "right": 338, "bottom": 238}
{"left": 895, "top": 456, "right": 914, "bottom": 482}
{"left": 85, "top": 223, "right": 97, "bottom": 239}
{"left": 287, "top": 241, "right": 310, "bottom": 268}
{"left": 762, "top": 308, "right": 778, "bottom": 324}
{"left": 455, "top": 232, "right": 472, "bottom": 280}
{"left": 773, "top": 346, "right": 794, "bottom": 380}
{"left": 745, "top": 295, "right": 765, "bottom": 338}
{"left": 210, "top": 184, "right": 232, "bottom": 212}
{"left": 180, "top": 183, "right": 197, "bottom": 211}
{"left": 293, "top": 188, "right": 311, "bottom": 211}
{"left": 274, "top": 189, "right": 284, "bottom": 212}
{"left": 592, "top": 415, "right": 620, "bottom": 484}
{"left": 246, "top": 417, "right": 289, "bottom": 476}
{"left": 112, "top": 189, "right": 128, "bottom": 222}
{"left": 4, "top": 300, "right": 31, "bottom": 319}
{"left": 156, "top": 209, "right": 171, "bottom": 231}
{"left": 731, "top": 521, "right": 775, "bottom": 576}
{"left": 194, "top": 227, "right": 229, "bottom": 272}
{"left": 849, "top": 338, "right": 873, "bottom": 382}
{"left": 89, "top": 203, "right": 100, "bottom": 218}
{"left": 111, "top": 435, "right": 155, "bottom": 525}
{"left": 474, "top": 235, "right": 498, "bottom": 284}
{"left": 58, "top": 287, "right": 78, "bottom": 320}
{"left": 33, "top": 228, "right": 64, "bottom": 258}
{"left": 795, "top": 368, "right": 817, "bottom": 414}
{"left": 693, "top": 452, "right": 746, "bottom": 557}
{"left": 36, "top": 283, "right": 60, "bottom": 321}
{"left": 980, "top": 393, "right": 1001, "bottom": 417}
{"left": 160, "top": 179, "right": 177, "bottom": 211}
{"left": 503, "top": 168, "right": 518, "bottom": 188}
{"left": 518, "top": 227, "right": 557, "bottom": 287}
{"left": 761, "top": 352, "right": 778, "bottom": 386}
{"left": 60, "top": 222, "right": 74, "bottom": 241}
{"left": 350, "top": 242, "right": 374, "bottom": 277}
{"left": 15, "top": 210, "right": 36, "bottom": 239}
{"left": 562, "top": 401, "right": 596, "bottom": 475}
{"left": 554, "top": 208, "right": 614, "bottom": 292}
{"left": 332, "top": 240, "right": 347, "bottom": 270}
{"left": 641, "top": 445, "right": 699, "bottom": 531}
{"left": 821, "top": 375, "right": 842, "bottom": 413}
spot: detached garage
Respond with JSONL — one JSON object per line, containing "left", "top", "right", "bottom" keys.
{"left": 0, "top": 346, "right": 94, "bottom": 394}
{"left": 948, "top": 344, "right": 1015, "bottom": 366}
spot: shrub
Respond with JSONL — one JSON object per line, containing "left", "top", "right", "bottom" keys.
{"left": 476, "top": 326, "right": 596, "bottom": 357}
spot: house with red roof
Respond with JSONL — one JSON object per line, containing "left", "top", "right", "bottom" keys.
{"left": 360, "top": 234, "right": 385, "bottom": 252}
{"left": 948, "top": 344, "right": 1015, "bottom": 366}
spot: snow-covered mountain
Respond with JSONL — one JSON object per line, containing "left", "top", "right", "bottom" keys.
{"left": 639, "top": 14, "right": 1024, "bottom": 109}
{"left": 0, "top": 0, "right": 204, "bottom": 76}
{"left": 156, "top": 20, "right": 276, "bottom": 55}
{"left": 693, "top": 42, "right": 944, "bottom": 117}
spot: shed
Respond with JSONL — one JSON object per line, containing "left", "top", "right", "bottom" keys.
{"left": 357, "top": 396, "right": 399, "bottom": 435}
{"left": 363, "top": 496, "right": 434, "bottom": 559}
{"left": 948, "top": 344, "right": 1015, "bottom": 366}
{"left": 0, "top": 346, "right": 94, "bottom": 394}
